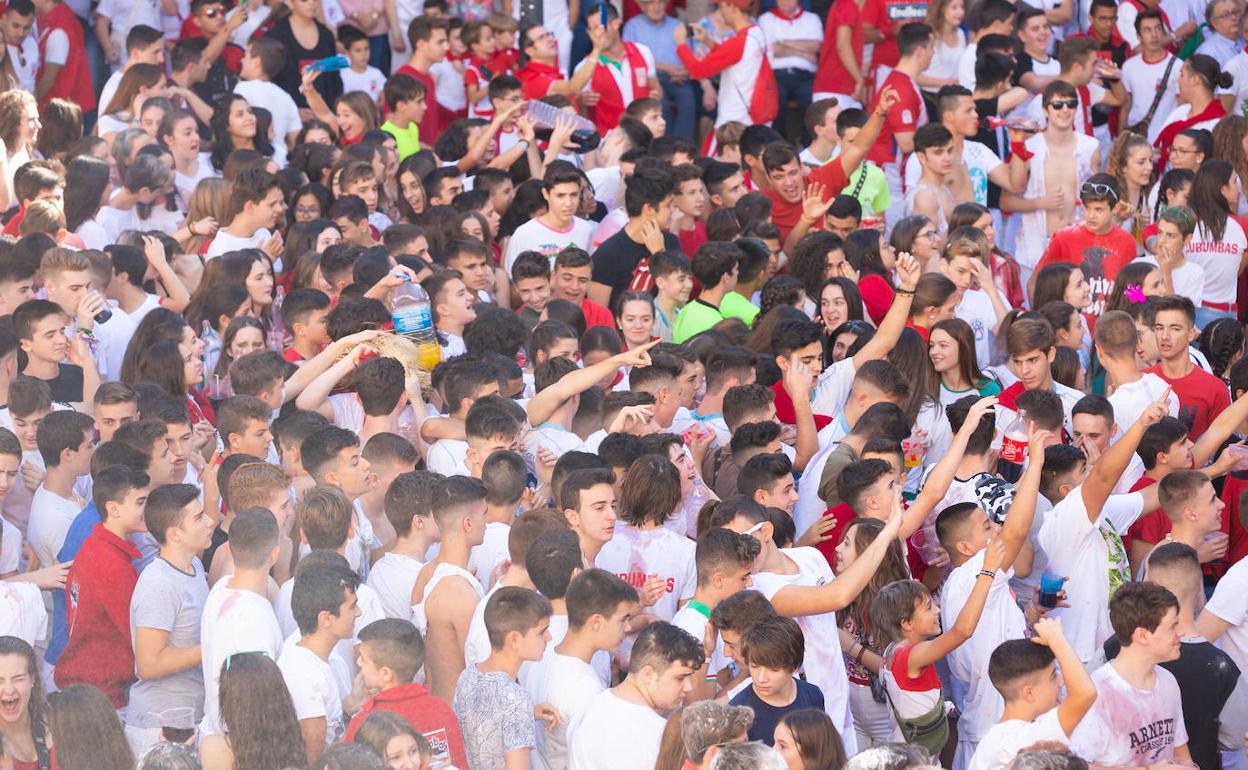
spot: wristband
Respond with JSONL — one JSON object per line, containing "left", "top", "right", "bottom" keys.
{"left": 896, "top": 287, "right": 916, "bottom": 296}
{"left": 1009, "top": 140, "right": 1034, "bottom": 162}
{"left": 854, "top": 645, "right": 868, "bottom": 665}
{"left": 977, "top": 569, "right": 996, "bottom": 579}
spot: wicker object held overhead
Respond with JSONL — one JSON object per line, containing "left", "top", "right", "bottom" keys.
{"left": 339, "top": 333, "right": 434, "bottom": 392}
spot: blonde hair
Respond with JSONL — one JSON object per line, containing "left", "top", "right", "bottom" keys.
{"left": 185, "top": 178, "right": 234, "bottom": 253}
{"left": 0, "top": 90, "right": 36, "bottom": 151}
{"left": 716, "top": 121, "right": 746, "bottom": 149}
{"left": 925, "top": 0, "right": 961, "bottom": 33}
{"left": 39, "top": 247, "right": 91, "bottom": 281}
{"left": 227, "top": 462, "right": 291, "bottom": 512}
{"left": 19, "top": 200, "right": 65, "bottom": 237}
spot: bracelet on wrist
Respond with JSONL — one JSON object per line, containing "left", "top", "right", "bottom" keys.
{"left": 896, "top": 287, "right": 916, "bottom": 296}
{"left": 977, "top": 569, "right": 995, "bottom": 579}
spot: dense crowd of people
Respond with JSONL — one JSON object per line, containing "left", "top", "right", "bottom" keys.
{"left": 1, "top": 0, "right": 1248, "bottom": 767}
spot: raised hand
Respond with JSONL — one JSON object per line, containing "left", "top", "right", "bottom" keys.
{"left": 1031, "top": 615, "right": 1064, "bottom": 645}
{"left": 1027, "top": 428, "right": 1053, "bottom": 466}
{"left": 615, "top": 338, "right": 660, "bottom": 369}
{"left": 1141, "top": 386, "right": 1173, "bottom": 427}
{"left": 895, "top": 251, "right": 921, "bottom": 290}
{"left": 801, "top": 182, "right": 833, "bottom": 223}
{"left": 981, "top": 537, "right": 1007, "bottom": 573}
{"left": 796, "top": 515, "right": 840, "bottom": 548}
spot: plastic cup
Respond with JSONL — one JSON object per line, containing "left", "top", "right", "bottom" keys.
{"left": 1039, "top": 573, "right": 1065, "bottom": 609}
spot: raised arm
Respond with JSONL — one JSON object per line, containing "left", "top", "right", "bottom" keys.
{"left": 526, "top": 340, "right": 658, "bottom": 426}
{"left": 771, "top": 494, "right": 904, "bottom": 616}
{"left": 903, "top": 397, "right": 999, "bottom": 537}
{"left": 284, "top": 329, "right": 385, "bottom": 403}
{"left": 906, "top": 538, "right": 1006, "bottom": 672}
{"left": 837, "top": 87, "right": 899, "bottom": 181}
{"left": 1194, "top": 388, "right": 1248, "bottom": 466}
{"left": 998, "top": 428, "right": 1048, "bottom": 569}
{"left": 1033, "top": 617, "right": 1097, "bottom": 735}
{"left": 852, "top": 251, "right": 918, "bottom": 367}
{"left": 1081, "top": 388, "right": 1171, "bottom": 518}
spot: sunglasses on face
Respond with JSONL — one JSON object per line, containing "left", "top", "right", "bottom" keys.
{"left": 202, "top": 6, "right": 222, "bottom": 16}
{"left": 1047, "top": 99, "right": 1079, "bottom": 110}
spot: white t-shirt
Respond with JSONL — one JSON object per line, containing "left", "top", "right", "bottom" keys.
{"left": 956, "top": 43, "right": 977, "bottom": 90}
{"left": 234, "top": 80, "right": 301, "bottom": 145}
{"left": 340, "top": 66, "right": 387, "bottom": 104}
{"left": 970, "top": 708, "right": 1069, "bottom": 770}
{"left": 0, "top": 517, "right": 20, "bottom": 574}
{"left": 75, "top": 219, "right": 109, "bottom": 251}
{"left": 503, "top": 217, "right": 595, "bottom": 274}
{"left": 467, "top": 521, "right": 511, "bottom": 590}
{"left": 940, "top": 548, "right": 1027, "bottom": 742}
{"left": 595, "top": 524, "right": 694, "bottom": 622}
{"left": 954, "top": 287, "right": 998, "bottom": 368}
{"left": 205, "top": 227, "right": 271, "bottom": 260}
{"left": 199, "top": 580, "right": 283, "bottom": 733}
{"left": 905, "top": 140, "right": 1001, "bottom": 209}
{"left": 1185, "top": 216, "right": 1247, "bottom": 306}
{"left": 0, "top": 581, "right": 46, "bottom": 647}
{"left": 27, "top": 486, "right": 84, "bottom": 569}
{"left": 1070, "top": 662, "right": 1189, "bottom": 765}
{"left": 277, "top": 639, "right": 347, "bottom": 747}
{"left": 524, "top": 424, "right": 586, "bottom": 468}
{"left": 757, "top": 9, "right": 823, "bottom": 72}
{"left": 1122, "top": 53, "right": 1181, "bottom": 145}
{"left": 1138, "top": 255, "right": 1204, "bottom": 307}
{"left": 1107, "top": 373, "right": 1180, "bottom": 435}
{"left": 1222, "top": 52, "right": 1248, "bottom": 121}
{"left": 175, "top": 155, "right": 218, "bottom": 212}
{"left": 750, "top": 546, "right": 856, "bottom": 755}
{"left": 96, "top": 203, "right": 184, "bottom": 241}
{"left": 566, "top": 689, "right": 666, "bottom": 770}
{"left": 1037, "top": 489, "right": 1144, "bottom": 663}
{"left": 8, "top": 38, "right": 39, "bottom": 94}
{"left": 430, "top": 58, "right": 467, "bottom": 112}
{"left": 671, "top": 604, "right": 728, "bottom": 674}
{"left": 525, "top": 652, "right": 605, "bottom": 770}
{"left": 96, "top": 0, "right": 161, "bottom": 44}
{"left": 366, "top": 551, "right": 424, "bottom": 621}
{"left": 426, "top": 438, "right": 470, "bottom": 477}
{"left": 94, "top": 304, "right": 138, "bottom": 382}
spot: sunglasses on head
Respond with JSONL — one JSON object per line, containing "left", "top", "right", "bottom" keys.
{"left": 1047, "top": 98, "right": 1079, "bottom": 110}
{"left": 1080, "top": 181, "right": 1120, "bottom": 203}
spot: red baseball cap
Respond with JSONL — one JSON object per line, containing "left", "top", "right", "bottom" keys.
{"left": 713, "top": 0, "right": 751, "bottom": 9}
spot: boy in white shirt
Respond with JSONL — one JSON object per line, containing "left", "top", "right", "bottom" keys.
{"left": 198, "top": 508, "right": 283, "bottom": 734}
{"left": 337, "top": 24, "right": 387, "bottom": 103}
{"left": 204, "top": 168, "right": 284, "bottom": 259}
{"left": 1038, "top": 388, "right": 1172, "bottom": 664}
{"left": 970, "top": 617, "right": 1097, "bottom": 770}
{"left": 367, "top": 470, "right": 440, "bottom": 620}
{"left": 503, "top": 165, "right": 596, "bottom": 274}
{"left": 940, "top": 230, "right": 1008, "bottom": 368}
{"left": 425, "top": 362, "right": 503, "bottom": 477}
{"left": 566, "top": 622, "right": 705, "bottom": 770}
{"left": 526, "top": 568, "right": 640, "bottom": 770}
{"left": 936, "top": 425, "right": 1049, "bottom": 768}
{"left": 422, "top": 269, "right": 476, "bottom": 359}
{"left": 1095, "top": 310, "right": 1180, "bottom": 432}
{"left": 468, "top": 450, "right": 526, "bottom": 588}
{"left": 278, "top": 559, "right": 361, "bottom": 765}
{"left": 1070, "top": 582, "right": 1194, "bottom": 768}
{"left": 234, "top": 36, "right": 302, "bottom": 148}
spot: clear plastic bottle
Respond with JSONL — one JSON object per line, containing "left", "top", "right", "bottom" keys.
{"left": 524, "top": 100, "right": 601, "bottom": 154}
{"left": 267, "top": 285, "right": 286, "bottom": 352}
{"left": 388, "top": 275, "right": 441, "bottom": 370}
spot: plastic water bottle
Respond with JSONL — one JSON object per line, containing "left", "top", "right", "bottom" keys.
{"left": 267, "top": 286, "right": 286, "bottom": 352}
{"left": 388, "top": 274, "right": 440, "bottom": 370}
{"left": 524, "top": 100, "right": 601, "bottom": 154}
{"left": 997, "top": 411, "right": 1027, "bottom": 484}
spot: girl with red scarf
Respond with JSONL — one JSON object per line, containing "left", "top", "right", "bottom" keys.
{"left": 1154, "top": 54, "right": 1230, "bottom": 172}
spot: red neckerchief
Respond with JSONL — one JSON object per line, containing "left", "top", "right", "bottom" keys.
{"left": 769, "top": 6, "right": 802, "bottom": 20}
{"left": 1154, "top": 99, "right": 1226, "bottom": 171}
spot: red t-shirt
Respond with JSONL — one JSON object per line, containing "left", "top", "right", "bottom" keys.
{"left": 814, "top": 503, "right": 858, "bottom": 569}
{"left": 904, "top": 321, "right": 930, "bottom": 342}
{"left": 1144, "top": 363, "right": 1232, "bottom": 441}
{"left": 860, "top": 273, "right": 895, "bottom": 326}
{"left": 1220, "top": 471, "right": 1248, "bottom": 567}
{"left": 180, "top": 16, "right": 244, "bottom": 72}
{"left": 395, "top": 64, "right": 440, "bottom": 144}
{"left": 1124, "top": 475, "right": 1161, "bottom": 550}
{"left": 344, "top": 684, "right": 468, "bottom": 770}
{"left": 770, "top": 380, "right": 833, "bottom": 431}
{"left": 678, "top": 220, "right": 708, "bottom": 259}
{"left": 580, "top": 299, "right": 615, "bottom": 330}
{"left": 485, "top": 47, "right": 520, "bottom": 76}
{"left": 867, "top": 69, "right": 924, "bottom": 167}
{"left": 862, "top": 0, "right": 930, "bottom": 71}
{"left": 1036, "top": 224, "right": 1138, "bottom": 318}
{"left": 55, "top": 525, "right": 141, "bottom": 708}
{"left": 282, "top": 348, "right": 307, "bottom": 364}
{"left": 516, "top": 60, "right": 564, "bottom": 100}
{"left": 813, "top": 0, "right": 863, "bottom": 96}
{"left": 763, "top": 158, "right": 848, "bottom": 243}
